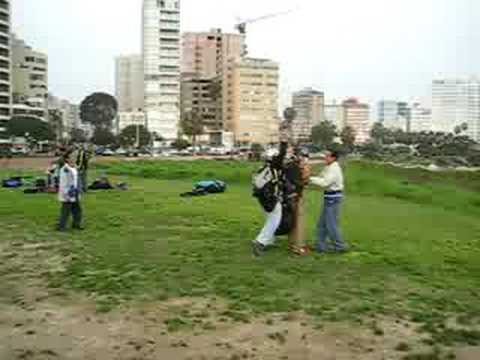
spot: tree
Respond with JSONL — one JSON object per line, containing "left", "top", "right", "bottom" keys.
{"left": 340, "top": 126, "right": 356, "bottom": 153}
{"left": 6, "top": 116, "right": 55, "bottom": 143}
{"left": 370, "top": 122, "right": 390, "bottom": 145}
{"left": 80, "top": 92, "right": 118, "bottom": 130}
{"left": 70, "top": 128, "right": 87, "bottom": 143}
{"left": 91, "top": 127, "right": 116, "bottom": 146}
{"left": 172, "top": 138, "right": 190, "bottom": 150}
{"left": 250, "top": 143, "right": 264, "bottom": 161}
{"left": 118, "top": 125, "right": 151, "bottom": 148}
{"left": 181, "top": 111, "right": 204, "bottom": 154}
{"left": 311, "top": 121, "right": 337, "bottom": 148}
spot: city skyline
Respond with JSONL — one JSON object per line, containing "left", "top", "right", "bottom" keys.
{"left": 13, "top": 0, "right": 479, "bottom": 107}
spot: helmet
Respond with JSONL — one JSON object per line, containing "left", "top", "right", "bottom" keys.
{"left": 263, "top": 148, "right": 279, "bottom": 161}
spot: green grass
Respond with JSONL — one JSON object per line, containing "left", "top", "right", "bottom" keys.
{"left": 1, "top": 160, "right": 479, "bottom": 343}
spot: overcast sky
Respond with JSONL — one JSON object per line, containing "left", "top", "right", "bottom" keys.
{"left": 13, "top": 0, "right": 479, "bottom": 107}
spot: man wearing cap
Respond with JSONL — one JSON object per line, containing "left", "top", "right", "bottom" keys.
{"left": 310, "top": 150, "right": 348, "bottom": 253}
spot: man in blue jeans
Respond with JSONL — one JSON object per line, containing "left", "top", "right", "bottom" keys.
{"left": 310, "top": 150, "right": 348, "bottom": 253}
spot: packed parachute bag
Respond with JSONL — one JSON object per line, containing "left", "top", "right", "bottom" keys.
{"left": 275, "top": 156, "right": 305, "bottom": 237}
{"left": 275, "top": 195, "right": 295, "bottom": 236}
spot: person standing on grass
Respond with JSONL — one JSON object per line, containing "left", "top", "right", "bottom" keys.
{"left": 310, "top": 150, "right": 348, "bottom": 253}
{"left": 57, "top": 156, "right": 83, "bottom": 232}
{"left": 251, "top": 141, "right": 288, "bottom": 257}
{"left": 286, "top": 148, "right": 312, "bottom": 256}
{"left": 76, "top": 144, "right": 91, "bottom": 193}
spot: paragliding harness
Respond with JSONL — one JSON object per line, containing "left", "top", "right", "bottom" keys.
{"left": 252, "top": 163, "right": 280, "bottom": 213}
{"left": 274, "top": 157, "right": 303, "bottom": 236}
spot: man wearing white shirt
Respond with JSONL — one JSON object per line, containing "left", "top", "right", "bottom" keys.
{"left": 310, "top": 150, "right": 348, "bottom": 253}
{"left": 57, "top": 156, "right": 83, "bottom": 232}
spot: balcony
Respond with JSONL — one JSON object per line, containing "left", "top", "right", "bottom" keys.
{"left": 0, "top": 1, "right": 9, "bottom": 13}
{"left": 0, "top": 11, "right": 8, "bottom": 23}
{"left": 0, "top": 23, "right": 8, "bottom": 35}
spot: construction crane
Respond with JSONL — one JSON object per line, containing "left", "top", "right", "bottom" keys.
{"left": 235, "top": 8, "right": 298, "bottom": 36}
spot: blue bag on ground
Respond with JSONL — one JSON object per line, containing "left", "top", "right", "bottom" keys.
{"left": 194, "top": 180, "right": 226, "bottom": 194}
{"left": 180, "top": 180, "right": 227, "bottom": 197}
{"left": 2, "top": 177, "right": 23, "bottom": 188}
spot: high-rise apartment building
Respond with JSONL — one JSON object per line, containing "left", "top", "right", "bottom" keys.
{"left": 343, "top": 98, "right": 371, "bottom": 144}
{"left": 180, "top": 73, "right": 221, "bottom": 132}
{"left": 410, "top": 103, "right": 432, "bottom": 133}
{"left": 115, "top": 55, "right": 144, "bottom": 112}
{"left": 11, "top": 35, "right": 48, "bottom": 106}
{"left": 181, "top": 29, "right": 245, "bottom": 135}
{"left": 182, "top": 29, "right": 244, "bottom": 79}
{"left": 48, "top": 94, "right": 81, "bottom": 139}
{"left": 0, "top": 0, "right": 10, "bottom": 134}
{"left": 11, "top": 34, "right": 48, "bottom": 123}
{"left": 142, "top": 0, "right": 181, "bottom": 139}
{"left": 231, "top": 58, "right": 279, "bottom": 145}
{"left": 432, "top": 77, "right": 480, "bottom": 142}
{"left": 291, "top": 88, "right": 325, "bottom": 141}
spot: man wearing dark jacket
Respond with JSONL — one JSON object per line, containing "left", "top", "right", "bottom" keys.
{"left": 76, "top": 144, "right": 91, "bottom": 193}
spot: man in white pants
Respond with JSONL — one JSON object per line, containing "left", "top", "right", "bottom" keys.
{"left": 252, "top": 142, "right": 288, "bottom": 257}
{"left": 254, "top": 200, "right": 283, "bottom": 252}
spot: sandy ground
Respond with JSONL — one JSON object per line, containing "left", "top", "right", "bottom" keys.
{"left": 0, "top": 232, "right": 479, "bottom": 360}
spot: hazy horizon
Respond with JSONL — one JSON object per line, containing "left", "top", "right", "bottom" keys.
{"left": 13, "top": 0, "right": 479, "bottom": 107}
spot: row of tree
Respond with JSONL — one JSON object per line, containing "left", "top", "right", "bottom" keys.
{"left": 311, "top": 121, "right": 356, "bottom": 152}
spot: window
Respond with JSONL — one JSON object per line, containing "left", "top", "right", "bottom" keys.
{"left": 30, "top": 74, "right": 45, "bottom": 81}
{"left": 25, "top": 56, "right": 35, "bottom": 62}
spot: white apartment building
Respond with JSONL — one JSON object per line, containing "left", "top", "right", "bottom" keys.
{"left": 291, "top": 88, "right": 325, "bottom": 141}
{"left": 115, "top": 55, "right": 144, "bottom": 112}
{"left": 48, "top": 95, "right": 82, "bottom": 139}
{"left": 142, "top": 0, "right": 181, "bottom": 140}
{"left": 116, "top": 111, "right": 146, "bottom": 135}
{"left": 410, "top": 103, "right": 432, "bottom": 133}
{"left": 11, "top": 34, "right": 48, "bottom": 115}
{"left": 0, "top": 0, "right": 11, "bottom": 135}
{"left": 432, "top": 77, "right": 480, "bottom": 142}
{"left": 343, "top": 98, "right": 371, "bottom": 144}
{"left": 377, "top": 100, "right": 398, "bottom": 123}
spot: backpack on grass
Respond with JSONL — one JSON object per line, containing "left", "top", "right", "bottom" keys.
{"left": 194, "top": 180, "right": 226, "bottom": 194}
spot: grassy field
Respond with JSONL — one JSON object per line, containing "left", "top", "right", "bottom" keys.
{"left": 1, "top": 159, "right": 480, "bottom": 350}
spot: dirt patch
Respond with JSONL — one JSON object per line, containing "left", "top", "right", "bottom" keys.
{"left": 0, "top": 228, "right": 479, "bottom": 359}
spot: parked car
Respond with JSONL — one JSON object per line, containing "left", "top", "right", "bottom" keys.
{"left": 11, "top": 147, "right": 29, "bottom": 155}
{"left": 101, "top": 148, "right": 115, "bottom": 156}
{"left": 115, "top": 148, "right": 128, "bottom": 156}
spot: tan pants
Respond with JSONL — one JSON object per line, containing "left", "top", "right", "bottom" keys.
{"left": 288, "top": 194, "right": 306, "bottom": 248}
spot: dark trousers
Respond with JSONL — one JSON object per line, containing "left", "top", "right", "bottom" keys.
{"left": 79, "top": 170, "right": 88, "bottom": 193}
{"left": 58, "top": 201, "right": 82, "bottom": 230}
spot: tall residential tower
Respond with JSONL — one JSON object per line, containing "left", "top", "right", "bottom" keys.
{"left": 0, "top": 0, "right": 11, "bottom": 134}
{"left": 115, "top": 54, "right": 144, "bottom": 112}
{"left": 432, "top": 77, "right": 480, "bottom": 142}
{"left": 142, "top": 0, "right": 181, "bottom": 139}
{"left": 291, "top": 88, "right": 325, "bottom": 141}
